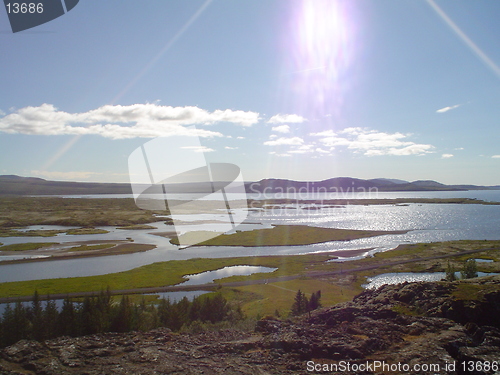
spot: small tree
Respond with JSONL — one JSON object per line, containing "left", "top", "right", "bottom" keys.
{"left": 461, "top": 259, "right": 478, "bottom": 279}
{"left": 308, "top": 290, "right": 322, "bottom": 311}
{"left": 291, "top": 290, "right": 309, "bottom": 316}
{"left": 445, "top": 261, "right": 457, "bottom": 281}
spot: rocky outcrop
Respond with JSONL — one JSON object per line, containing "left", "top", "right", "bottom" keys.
{"left": 1, "top": 277, "right": 500, "bottom": 374}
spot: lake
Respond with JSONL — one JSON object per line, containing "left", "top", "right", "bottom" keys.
{"left": 0, "top": 190, "right": 499, "bottom": 283}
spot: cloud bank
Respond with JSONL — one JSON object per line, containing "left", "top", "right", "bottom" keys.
{"left": 0, "top": 104, "right": 261, "bottom": 139}
{"left": 271, "top": 124, "right": 291, "bottom": 133}
{"left": 268, "top": 114, "right": 306, "bottom": 124}
{"left": 311, "top": 127, "right": 434, "bottom": 156}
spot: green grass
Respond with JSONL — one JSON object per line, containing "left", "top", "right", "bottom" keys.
{"left": 68, "top": 244, "right": 116, "bottom": 251}
{"left": 116, "top": 224, "right": 156, "bottom": 230}
{"left": 1, "top": 239, "right": 499, "bottom": 318}
{"left": 0, "top": 229, "right": 65, "bottom": 237}
{"left": 232, "top": 278, "right": 359, "bottom": 317}
{"left": 0, "top": 242, "right": 58, "bottom": 252}
{"left": 172, "top": 225, "right": 406, "bottom": 247}
{"left": 452, "top": 280, "right": 500, "bottom": 301}
{"left": 0, "top": 197, "right": 169, "bottom": 227}
{"left": 65, "top": 228, "right": 109, "bottom": 235}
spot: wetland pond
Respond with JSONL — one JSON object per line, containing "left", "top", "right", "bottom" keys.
{"left": 363, "top": 271, "right": 499, "bottom": 290}
{"left": 0, "top": 190, "right": 499, "bottom": 283}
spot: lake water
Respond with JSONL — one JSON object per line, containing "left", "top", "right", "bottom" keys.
{"left": 0, "top": 190, "right": 499, "bottom": 283}
{"left": 178, "top": 265, "right": 277, "bottom": 286}
{"left": 363, "top": 271, "right": 498, "bottom": 289}
{"left": 35, "top": 189, "right": 500, "bottom": 202}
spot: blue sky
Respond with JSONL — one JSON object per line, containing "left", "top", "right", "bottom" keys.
{"left": 0, "top": 0, "right": 499, "bottom": 185}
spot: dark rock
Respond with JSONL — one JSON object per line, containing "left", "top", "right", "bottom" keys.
{"left": 1, "top": 278, "right": 500, "bottom": 374}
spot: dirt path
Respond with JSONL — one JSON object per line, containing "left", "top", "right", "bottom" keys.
{"left": 0, "top": 246, "right": 497, "bottom": 304}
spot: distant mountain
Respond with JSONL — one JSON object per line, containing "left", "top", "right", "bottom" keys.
{"left": 245, "top": 177, "right": 500, "bottom": 194}
{"left": 0, "top": 175, "right": 133, "bottom": 195}
{"left": 0, "top": 175, "right": 498, "bottom": 196}
{"left": 369, "top": 178, "right": 409, "bottom": 185}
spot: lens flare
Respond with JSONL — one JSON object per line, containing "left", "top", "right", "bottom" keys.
{"left": 426, "top": 0, "right": 500, "bottom": 79}
{"left": 283, "top": 0, "right": 357, "bottom": 122}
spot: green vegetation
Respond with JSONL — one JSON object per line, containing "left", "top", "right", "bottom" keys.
{"left": 65, "top": 228, "right": 109, "bottom": 235}
{"left": 68, "top": 244, "right": 115, "bottom": 252}
{"left": 248, "top": 197, "right": 500, "bottom": 208}
{"left": 290, "top": 289, "right": 321, "bottom": 316}
{"left": 0, "top": 242, "right": 58, "bottom": 252}
{"left": 0, "top": 197, "right": 170, "bottom": 228}
{"left": 116, "top": 224, "right": 156, "bottom": 230}
{"left": 0, "top": 290, "right": 240, "bottom": 348}
{"left": 452, "top": 279, "right": 500, "bottom": 301}
{"left": 445, "top": 261, "right": 457, "bottom": 281}
{"left": 0, "top": 240, "right": 498, "bottom": 319}
{"left": 392, "top": 303, "right": 423, "bottom": 316}
{"left": 223, "top": 278, "right": 360, "bottom": 318}
{"left": 461, "top": 259, "right": 478, "bottom": 279}
{"left": 0, "top": 227, "right": 109, "bottom": 237}
{"left": 0, "top": 229, "right": 65, "bottom": 237}
{"left": 172, "top": 225, "right": 406, "bottom": 247}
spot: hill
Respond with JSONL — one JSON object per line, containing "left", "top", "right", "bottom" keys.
{"left": 0, "top": 175, "right": 498, "bottom": 196}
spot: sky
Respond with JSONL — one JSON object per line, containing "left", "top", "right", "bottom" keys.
{"left": 0, "top": 0, "right": 499, "bottom": 185}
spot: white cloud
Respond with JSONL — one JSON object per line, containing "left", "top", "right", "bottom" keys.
{"left": 180, "top": 146, "right": 215, "bottom": 153}
{"left": 271, "top": 124, "right": 290, "bottom": 133}
{"left": 264, "top": 137, "right": 304, "bottom": 146}
{"left": 0, "top": 103, "right": 261, "bottom": 139}
{"left": 311, "top": 129, "right": 336, "bottom": 137}
{"left": 224, "top": 146, "right": 238, "bottom": 150}
{"left": 442, "top": 154, "right": 454, "bottom": 158}
{"left": 436, "top": 104, "right": 461, "bottom": 113}
{"left": 236, "top": 136, "right": 245, "bottom": 140}
{"left": 268, "top": 114, "right": 306, "bottom": 124}
{"left": 0, "top": 109, "right": 5, "bottom": 116}
{"left": 492, "top": 155, "right": 500, "bottom": 159}
{"left": 289, "top": 144, "right": 314, "bottom": 154}
{"left": 315, "top": 148, "right": 330, "bottom": 154}
{"left": 269, "top": 151, "right": 291, "bottom": 157}
{"left": 311, "top": 127, "right": 434, "bottom": 156}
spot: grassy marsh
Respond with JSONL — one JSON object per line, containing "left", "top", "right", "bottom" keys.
{"left": 0, "top": 242, "right": 58, "bottom": 252}
{"left": 172, "top": 225, "right": 407, "bottom": 247}
{"left": 0, "top": 197, "right": 169, "bottom": 228}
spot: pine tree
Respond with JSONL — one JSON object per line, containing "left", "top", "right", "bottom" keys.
{"left": 111, "top": 296, "right": 133, "bottom": 333}
{"left": 58, "top": 298, "right": 77, "bottom": 337}
{"left": 291, "top": 290, "right": 309, "bottom": 316}
{"left": 12, "top": 301, "right": 30, "bottom": 343}
{"left": 43, "top": 297, "right": 59, "bottom": 340}
{"left": 158, "top": 298, "right": 172, "bottom": 328}
{"left": 1, "top": 304, "right": 17, "bottom": 347}
{"left": 308, "top": 290, "right": 322, "bottom": 311}
{"left": 30, "top": 290, "right": 43, "bottom": 341}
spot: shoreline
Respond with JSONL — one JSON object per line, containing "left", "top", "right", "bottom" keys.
{"left": 0, "top": 196, "right": 498, "bottom": 229}
{"left": 0, "top": 242, "right": 156, "bottom": 264}
{"left": 0, "top": 239, "right": 498, "bottom": 302}
{"left": 0, "top": 241, "right": 498, "bottom": 304}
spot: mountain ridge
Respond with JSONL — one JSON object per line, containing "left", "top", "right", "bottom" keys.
{"left": 0, "top": 174, "right": 499, "bottom": 195}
